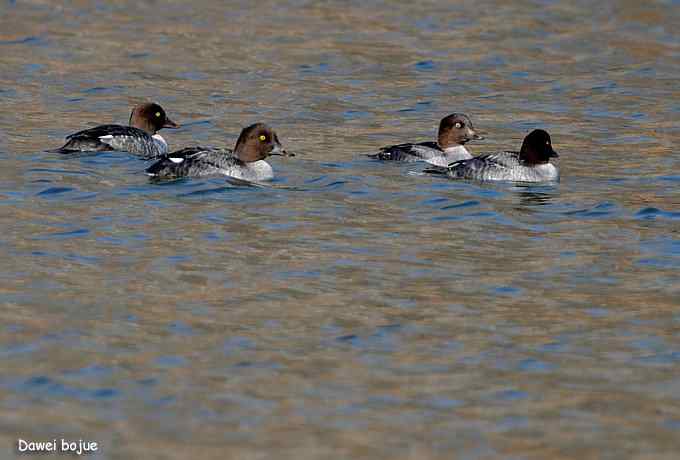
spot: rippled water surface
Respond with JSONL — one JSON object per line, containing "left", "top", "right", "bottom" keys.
{"left": 1, "top": 0, "right": 680, "bottom": 458}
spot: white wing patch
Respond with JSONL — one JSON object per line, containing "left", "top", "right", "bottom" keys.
{"left": 98, "top": 135, "right": 114, "bottom": 145}
{"left": 169, "top": 157, "right": 184, "bottom": 164}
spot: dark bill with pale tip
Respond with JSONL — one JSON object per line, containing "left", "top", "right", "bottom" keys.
{"left": 163, "top": 118, "right": 180, "bottom": 129}
{"left": 270, "top": 143, "right": 294, "bottom": 157}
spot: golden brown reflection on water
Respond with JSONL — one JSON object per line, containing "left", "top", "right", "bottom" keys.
{"left": 1, "top": 0, "right": 680, "bottom": 459}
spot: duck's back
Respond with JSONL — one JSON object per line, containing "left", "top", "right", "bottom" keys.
{"left": 449, "top": 151, "right": 558, "bottom": 182}
{"left": 372, "top": 141, "right": 441, "bottom": 162}
{"left": 54, "top": 124, "right": 123, "bottom": 153}
{"left": 146, "top": 147, "right": 275, "bottom": 181}
{"left": 371, "top": 141, "right": 471, "bottom": 166}
{"left": 146, "top": 147, "right": 231, "bottom": 178}
{"left": 55, "top": 124, "right": 165, "bottom": 158}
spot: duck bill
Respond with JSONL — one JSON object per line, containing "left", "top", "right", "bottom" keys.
{"left": 463, "top": 130, "right": 483, "bottom": 143}
{"left": 549, "top": 148, "right": 559, "bottom": 158}
{"left": 163, "top": 118, "right": 180, "bottom": 129}
{"left": 270, "top": 143, "right": 294, "bottom": 157}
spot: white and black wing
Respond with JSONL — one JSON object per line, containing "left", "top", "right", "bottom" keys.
{"left": 370, "top": 141, "right": 441, "bottom": 162}
{"left": 146, "top": 147, "right": 239, "bottom": 179}
{"left": 95, "top": 126, "right": 163, "bottom": 159}
{"left": 51, "top": 124, "right": 127, "bottom": 153}
{"left": 447, "top": 151, "right": 521, "bottom": 179}
{"left": 53, "top": 124, "right": 160, "bottom": 157}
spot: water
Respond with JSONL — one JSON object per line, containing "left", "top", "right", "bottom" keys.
{"left": 1, "top": 0, "right": 679, "bottom": 458}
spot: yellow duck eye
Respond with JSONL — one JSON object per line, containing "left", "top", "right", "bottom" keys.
{"left": 155, "top": 112, "right": 161, "bottom": 117}
{"left": 454, "top": 122, "right": 463, "bottom": 129}
{"left": 259, "top": 135, "right": 267, "bottom": 141}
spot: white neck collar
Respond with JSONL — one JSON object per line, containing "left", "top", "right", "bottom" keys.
{"left": 442, "top": 144, "right": 468, "bottom": 154}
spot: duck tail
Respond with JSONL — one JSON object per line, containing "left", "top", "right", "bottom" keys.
{"left": 45, "top": 146, "right": 78, "bottom": 154}
{"left": 423, "top": 164, "right": 449, "bottom": 175}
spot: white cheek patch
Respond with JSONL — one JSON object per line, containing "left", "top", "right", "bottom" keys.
{"left": 169, "top": 157, "right": 184, "bottom": 164}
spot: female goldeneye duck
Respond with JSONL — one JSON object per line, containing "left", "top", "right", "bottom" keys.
{"left": 425, "top": 129, "right": 560, "bottom": 183}
{"left": 146, "top": 123, "right": 293, "bottom": 182}
{"left": 49, "top": 102, "right": 179, "bottom": 159}
{"left": 369, "top": 113, "right": 483, "bottom": 167}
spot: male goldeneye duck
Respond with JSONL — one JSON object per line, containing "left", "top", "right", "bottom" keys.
{"left": 369, "top": 113, "right": 483, "bottom": 167}
{"left": 49, "top": 102, "right": 179, "bottom": 159}
{"left": 146, "top": 123, "right": 292, "bottom": 182}
{"left": 425, "top": 129, "right": 559, "bottom": 183}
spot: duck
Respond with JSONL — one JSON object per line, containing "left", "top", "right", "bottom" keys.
{"left": 146, "top": 123, "right": 292, "bottom": 182}
{"left": 424, "top": 129, "right": 559, "bottom": 182}
{"left": 369, "top": 113, "right": 482, "bottom": 166}
{"left": 49, "top": 102, "right": 178, "bottom": 159}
